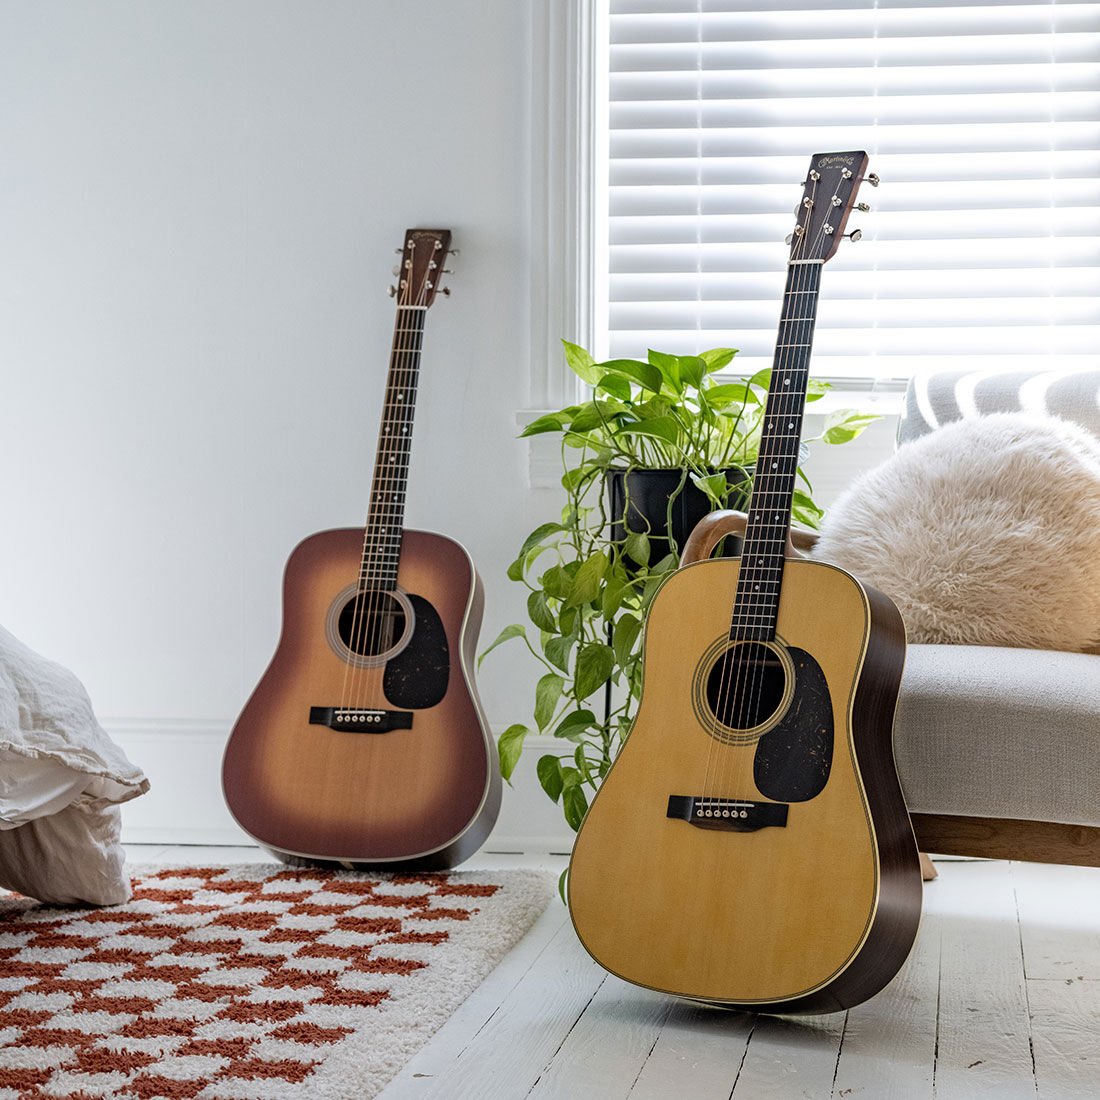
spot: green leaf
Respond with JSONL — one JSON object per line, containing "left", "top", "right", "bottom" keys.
{"left": 537, "top": 754, "right": 564, "bottom": 802}
{"left": 612, "top": 614, "right": 642, "bottom": 667}
{"left": 544, "top": 632, "right": 576, "bottom": 674}
{"left": 497, "top": 724, "right": 528, "bottom": 783}
{"left": 519, "top": 411, "right": 570, "bottom": 437}
{"left": 601, "top": 574, "right": 630, "bottom": 618}
{"left": 527, "top": 590, "right": 557, "bottom": 633}
{"left": 692, "top": 471, "right": 730, "bottom": 507}
{"left": 535, "top": 672, "right": 566, "bottom": 731}
{"left": 748, "top": 367, "right": 772, "bottom": 390}
{"left": 617, "top": 415, "right": 681, "bottom": 447}
{"left": 519, "top": 521, "right": 565, "bottom": 558}
{"left": 561, "top": 462, "right": 601, "bottom": 493}
{"left": 600, "top": 358, "right": 663, "bottom": 394}
{"left": 563, "top": 784, "right": 589, "bottom": 831}
{"left": 478, "top": 623, "right": 525, "bottom": 668}
{"left": 569, "top": 400, "right": 624, "bottom": 435}
{"left": 705, "top": 382, "right": 758, "bottom": 408}
{"left": 558, "top": 866, "right": 569, "bottom": 904}
{"left": 701, "top": 347, "right": 737, "bottom": 373}
{"left": 677, "top": 355, "right": 706, "bottom": 389}
{"left": 562, "top": 339, "right": 602, "bottom": 385}
{"left": 575, "top": 744, "right": 595, "bottom": 784}
{"left": 648, "top": 349, "right": 682, "bottom": 392}
{"left": 597, "top": 373, "right": 632, "bottom": 401}
{"left": 821, "top": 410, "right": 880, "bottom": 445}
{"left": 541, "top": 564, "right": 574, "bottom": 601}
{"left": 806, "top": 377, "right": 831, "bottom": 402}
{"left": 554, "top": 708, "right": 597, "bottom": 741}
{"left": 574, "top": 642, "right": 615, "bottom": 700}
{"left": 792, "top": 489, "right": 825, "bottom": 530}
{"left": 565, "top": 550, "right": 609, "bottom": 608}
{"left": 624, "top": 530, "right": 650, "bottom": 566}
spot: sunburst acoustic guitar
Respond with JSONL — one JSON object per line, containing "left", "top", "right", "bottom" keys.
{"left": 568, "top": 153, "right": 923, "bottom": 1014}
{"left": 223, "top": 228, "right": 500, "bottom": 869}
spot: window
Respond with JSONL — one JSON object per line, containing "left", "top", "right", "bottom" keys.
{"left": 601, "top": 0, "right": 1100, "bottom": 387}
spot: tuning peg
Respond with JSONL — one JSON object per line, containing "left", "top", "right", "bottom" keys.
{"left": 449, "top": 248, "right": 461, "bottom": 257}
{"left": 392, "top": 265, "right": 401, "bottom": 276}
{"left": 846, "top": 229, "right": 863, "bottom": 242}
{"left": 441, "top": 268, "right": 454, "bottom": 274}
{"left": 855, "top": 202, "right": 871, "bottom": 212}
{"left": 394, "top": 247, "right": 404, "bottom": 254}
{"left": 784, "top": 233, "right": 794, "bottom": 245}
{"left": 387, "top": 285, "right": 397, "bottom": 296}
{"left": 439, "top": 286, "right": 451, "bottom": 297}
{"left": 866, "top": 173, "right": 880, "bottom": 187}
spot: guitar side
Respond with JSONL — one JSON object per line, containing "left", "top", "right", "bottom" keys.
{"left": 567, "top": 557, "right": 921, "bottom": 1013}
{"left": 222, "top": 527, "right": 500, "bottom": 869}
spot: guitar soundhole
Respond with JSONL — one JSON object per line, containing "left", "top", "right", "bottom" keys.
{"left": 336, "top": 591, "right": 408, "bottom": 659}
{"left": 705, "top": 642, "right": 790, "bottom": 735}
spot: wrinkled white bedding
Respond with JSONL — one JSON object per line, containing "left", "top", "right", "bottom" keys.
{"left": 0, "top": 624, "right": 148, "bottom": 905}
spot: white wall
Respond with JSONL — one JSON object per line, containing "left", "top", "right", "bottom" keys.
{"left": 0, "top": 2, "right": 895, "bottom": 853}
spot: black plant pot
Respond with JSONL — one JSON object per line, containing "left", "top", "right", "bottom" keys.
{"left": 606, "top": 466, "right": 751, "bottom": 563}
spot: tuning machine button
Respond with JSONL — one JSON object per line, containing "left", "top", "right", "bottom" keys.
{"left": 866, "top": 173, "right": 880, "bottom": 187}
{"left": 846, "top": 229, "right": 863, "bottom": 241}
{"left": 387, "top": 285, "right": 397, "bottom": 296}
{"left": 856, "top": 202, "right": 871, "bottom": 212}
{"left": 439, "top": 286, "right": 451, "bottom": 297}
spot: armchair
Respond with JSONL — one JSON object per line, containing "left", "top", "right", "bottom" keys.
{"left": 683, "top": 369, "right": 1100, "bottom": 868}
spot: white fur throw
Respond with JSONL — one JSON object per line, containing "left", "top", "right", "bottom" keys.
{"left": 811, "top": 413, "right": 1100, "bottom": 651}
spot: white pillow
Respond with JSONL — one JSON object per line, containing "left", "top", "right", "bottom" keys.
{"left": 0, "top": 624, "right": 148, "bottom": 904}
{"left": 811, "top": 413, "right": 1100, "bottom": 651}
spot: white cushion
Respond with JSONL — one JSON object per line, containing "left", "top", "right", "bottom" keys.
{"left": 0, "top": 624, "right": 148, "bottom": 905}
{"left": 812, "top": 413, "right": 1100, "bottom": 651}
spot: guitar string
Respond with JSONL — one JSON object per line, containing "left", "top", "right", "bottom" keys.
{"left": 720, "top": 228, "right": 812, "bottom": 813}
{"left": 341, "top": 240, "right": 429, "bottom": 719}
{"left": 695, "top": 184, "right": 809, "bottom": 814}
{"left": 727, "top": 191, "right": 831, "bottom": 812}
{"left": 352, "top": 256, "right": 432, "bottom": 718}
{"left": 340, "top": 245, "right": 415, "bottom": 717}
{"left": 722, "top": 173, "right": 845, "bottom": 818}
{"left": 355, "top": 271, "right": 426, "bottom": 716}
{"left": 709, "top": 173, "right": 827, "bottom": 817}
{"left": 697, "top": 211, "right": 808, "bottom": 810}
{"left": 337, "top": 247, "right": 408, "bottom": 719}
{"left": 737, "top": 182, "right": 838, "bottom": 784}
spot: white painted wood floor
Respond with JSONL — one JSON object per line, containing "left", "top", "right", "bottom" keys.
{"left": 127, "top": 846, "right": 1100, "bottom": 1099}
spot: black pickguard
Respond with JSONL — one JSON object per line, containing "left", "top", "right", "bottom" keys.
{"left": 383, "top": 594, "right": 450, "bottom": 709}
{"left": 753, "top": 646, "right": 833, "bottom": 803}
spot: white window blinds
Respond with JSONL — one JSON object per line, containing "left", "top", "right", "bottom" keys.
{"left": 604, "top": 0, "right": 1100, "bottom": 384}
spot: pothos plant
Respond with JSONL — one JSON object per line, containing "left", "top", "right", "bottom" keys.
{"left": 480, "top": 341, "right": 877, "bottom": 836}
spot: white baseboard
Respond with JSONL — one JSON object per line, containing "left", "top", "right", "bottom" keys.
{"left": 106, "top": 720, "right": 576, "bottom": 856}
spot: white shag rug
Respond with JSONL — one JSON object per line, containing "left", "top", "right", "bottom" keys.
{"left": 0, "top": 864, "right": 554, "bottom": 1099}
{"left": 811, "top": 412, "right": 1100, "bottom": 650}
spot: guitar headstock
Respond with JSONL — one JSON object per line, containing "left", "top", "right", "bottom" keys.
{"left": 788, "top": 152, "right": 875, "bottom": 265}
{"left": 390, "top": 228, "right": 453, "bottom": 307}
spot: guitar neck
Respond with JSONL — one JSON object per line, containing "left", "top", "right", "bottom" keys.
{"left": 359, "top": 305, "right": 427, "bottom": 591}
{"left": 732, "top": 262, "right": 822, "bottom": 641}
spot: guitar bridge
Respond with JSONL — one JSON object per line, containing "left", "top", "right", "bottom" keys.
{"left": 309, "top": 707, "right": 413, "bottom": 734}
{"left": 667, "top": 795, "right": 788, "bottom": 832}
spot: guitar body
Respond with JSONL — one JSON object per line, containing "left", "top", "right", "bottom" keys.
{"left": 223, "top": 526, "right": 500, "bottom": 869}
{"left": 568, "top": 557, "right": 921, "bottom": 1013}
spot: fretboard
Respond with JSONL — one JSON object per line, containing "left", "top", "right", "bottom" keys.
{"left": 730, "top": 262, "right": 822, "bottom": 641}
{"left": 359, "top": 306, "right": 426, "bottom": 590}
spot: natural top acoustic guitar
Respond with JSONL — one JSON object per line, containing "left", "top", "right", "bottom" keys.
{"left": 567, "top": 154, "right": 923, "bottom": 1014}
{"left": 223, "top": 229, "right": 500, "bottom": 870}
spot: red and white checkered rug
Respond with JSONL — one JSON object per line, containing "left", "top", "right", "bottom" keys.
{"left": 0, "top": 864, "right": 553, "bottom": 1099}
